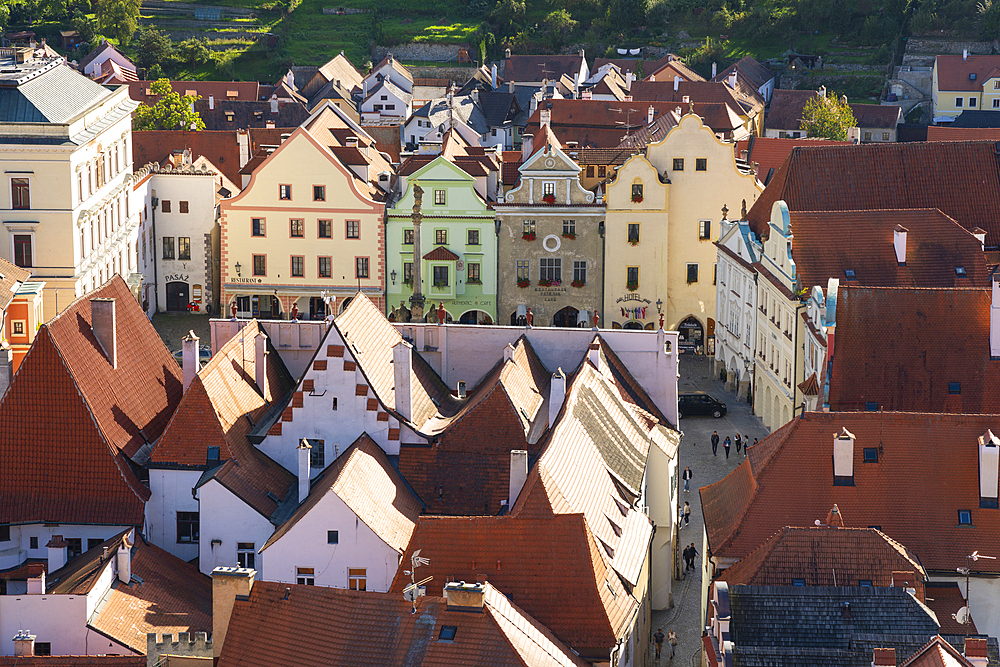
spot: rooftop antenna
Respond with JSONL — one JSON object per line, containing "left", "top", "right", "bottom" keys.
{"left": 956, "top": 550, "right": 995, "bottom": 636}
{"left": 402, "top": 549, "right": 432, "bottom": 614}
{"left": 610, "top": 107, "right": 641, "bottom": 144}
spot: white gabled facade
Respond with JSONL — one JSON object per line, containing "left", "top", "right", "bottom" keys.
{"left": 146, "top": 469, "right": 203, "bottom": 563}
{"left": 714, "top": 215, "right": 760, "bottom": 402}
{"left": 197, "top": 480, "right": 276, "bottom": 575}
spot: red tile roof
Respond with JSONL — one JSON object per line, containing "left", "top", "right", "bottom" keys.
{"left": 630, "top": 80, "right": 759, "bottom": 117}
{"left": 763, "top": 88, "right": 819, "bottom": 131}
{"left": 745, "top": 141, "right": 1000, "bottom": 248}
{"left": 935, "top": 55, "right": 1000, "bottom": 92}
{"left": 131, "top": 130, "right": 243, "bottom": 187}
{"left": 0, "top": 257, "right": 30, "bottom": 311}
{"left": 502, "top": 54, "right": 584, "bottom": 83}
{"left": 0, "top": 277, "right": 182, "bottom": 525}
{"left": 828, "top": 286, "right": 1000, "bottom": 413}
{"left": 127, "top": 80, "right": 260, "bottom": 104}
{"left": 523, "top": 100, "right": 689, "bottom": 148}
{"left": 700, "top": 411, "right": 1000, "bottom": 575}
{"left": 851, "top": 102, "right": 902, "bottom": 129}
{"left": 901, "top": 635, "right": 977, "bottom": 667}
{"left": 924, "top": 582, "right": 978, "bottom": 635}
{"left": 647, "top": 58, "right": 706, "bottom": 83}
{"left": 422, "top": 246, "right": 461, "bottom": 261}
{"left": 735, "top": 136, "right": 852, "bottom": 182}
{"left": 218, "top": 580, "right": 588, "bottom": 667}
{"left": 594, "top": 55, "right": 675, "bottom": 79}
{"left": 927, "top": 126, "right": 1000, "bottom": 141}
{"left": 714, "top": 56, "right": 775, "bottom": 91}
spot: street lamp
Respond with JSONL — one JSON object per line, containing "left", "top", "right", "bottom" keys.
{"left": 656, "top": 298, "right": 663, "bottom": 313}
{"left": 235, "top": 262, "right": 241, "bottom": 276}
{"left": 390, "top": 270, "right": 397, "bottom": 285}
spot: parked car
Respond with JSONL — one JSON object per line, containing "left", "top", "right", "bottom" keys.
{"left": 172, "top": 346, "right": 213, "bottom": 368}
{"left": 678, "top": 392, "right": 726, "bottom": 419}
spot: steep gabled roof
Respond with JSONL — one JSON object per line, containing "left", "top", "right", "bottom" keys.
{"left": 0, "top": 257, "right": 30, "bottom": 311}
{"left": 850, "top": 102, "right": 902, "bottom": 129}
{"left": 502, "top": 54, "right": 584, "bottom": 83}
{"left": 714, "top": 56, "right": 775, "bottom": 90}
{"left": 370, "top": 54, "right": 414, "bottom": 83}
{"left": 735, "top": 137, "right": 853, "bottom": 182}
{"left": 366, "top": 78, "right": 412, "bottom": 105}
{"left": 478, "top": 90, "right": 521, "bottom": 127}
{"left": 764, "top": 88, "right": 818, "bottom": 131}
{"left": 936, "top": 54, "right": 1000, "bottom": 92}
{"left": 647, "top": 58, "right": 705, "bottom": 83}
{"left": 901, "top": 636, "right": 977, "bottom": 667}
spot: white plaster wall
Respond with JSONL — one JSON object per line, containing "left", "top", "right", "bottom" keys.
{"left": 146, "top": 469, "right": 202, "bottom": 561}
{"left": 85, "top": 559, "right": 117, "bottom": 620}
{"left": 0, "top": 595, "right": 87, "bottom": 655}
{"left": 647, "top": 443, "right": 678, "bottom": 610}
{"left": 198, "top": 480, "right": 275, "bottom": 576}
{"left": 930, "top": 574, "right": 1000, "bottom": 640}
{"left": 0, "top": 524, "right": 130, "bottom": 570}
{"left": 261, "top": 492, "right": 400, "bottom": 591}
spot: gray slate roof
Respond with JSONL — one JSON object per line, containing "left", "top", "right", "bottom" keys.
{"left": 478, "top": 91, "right": 520, "bottom": 127}
{"left": 0, "top": 61, "right": 111, "bottom": 124}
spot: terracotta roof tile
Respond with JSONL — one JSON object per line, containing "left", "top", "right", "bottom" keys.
{"left": 422, "top": 246, "right": 461, "bottom": 261}
{"left": 927, "top": 126, "right": 1000, "bottom": 141}
{"left": 763, "top": 89, "right": 818, "bottom": 131}
{"left": 924, "top": 582, "right": 978, "bottom": 635}
{"left": 746, "top": 141, "right": 1000, "bottom": 248}
{"left": 901, "top": 635, "right": 977, "bottom": 667}
{"left": 523, "top": 100, "right": 690, "bottom": 148}
{"left": 0, "top": 257, "right": 30, "bottom": 312}
{"left": 593, "top": 56, "right": 675, "bottom": 78}
{"left": 828, "top": 287, "right": 1000, "bottom": 413}
{"left": 935, "top": 54, "right": 1000, "bottom": 92}
{"left": 735, "top": 137, "right": 852, "bottom": 182}
{"left": 714, "top": 57, "right": 775, "bottom": 90}
{"left": 131, "top": 130, "right": 243, "bottom": 186}
{"left": 502, "top": 54, "right": 584, "bottom": 83}
{"left": 851, "top": 102, "right": 902, "bottom": 129}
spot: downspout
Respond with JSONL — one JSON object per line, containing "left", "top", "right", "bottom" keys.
{"left": 792, "top": 300, "right": 807, "bottom": 417}
{"left": 750, "top": 272, "right": 758, "bottom": 407}
{"left": 150, "top": 192, "right": 159, "bottom": 315}
{"left": 495, "top": 217, "right": 501, "bottom": 325}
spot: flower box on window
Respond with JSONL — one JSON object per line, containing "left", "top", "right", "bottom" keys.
{"left": 632, "top": 193, "right": 643, "bottom": 203}
{"left": 626, "top": 280, "right": 639, "bottom": 291}
{"left": 466, "top": 279, "right": 482, "bottom": 285}
{"left": 571, "top": 279, "right": 586, "bottom": 287}
{"left": 542, "top": 194, "right": 556, "bottom": 204}
{"left": 562, "top": 232, "right": 577, "bottom": 239}
{"left": 517, "top": 279, "right": 530, "bottom": 288}
{"left": 433, "top": 280, "right": 449, "bottom": 289}
{"left": 538, "top": 278, "right": 562, "bottom": 287}
{"left": 628, "top": 239, "right": 639, "bottom": 246}
{"left": 522, "top": 232, "right": 536, "bottom": 241}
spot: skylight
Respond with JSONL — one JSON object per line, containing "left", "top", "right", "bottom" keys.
{"left": 844, "top": 269, "right": 856, "bottom": 280}
{"left": 956, "top": 267, "right": 967, "bottom": 277}
{"left": 438, "top": 626, "right": 457, "bottom": 642}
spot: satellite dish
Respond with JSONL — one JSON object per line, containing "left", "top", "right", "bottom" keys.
{"left": 403, "top": 587, "right": 418, "bottom": 603}
{"left": 953, "top": 607, "right": 970, "bottom": 625}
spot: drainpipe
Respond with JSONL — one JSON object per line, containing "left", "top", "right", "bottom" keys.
{"left": 494, "top": 218, "right": 501, "bottom": 325}
{"left": 150, "top": 192, "right": 159, "bottom": 315}
{"left": 791, "top": 300, "right": 807, "bottom": 417}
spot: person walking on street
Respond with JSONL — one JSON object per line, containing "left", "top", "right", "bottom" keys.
{"left": 668, "top": 630, "right": 678, "bottom": 658}
{"left": 735, "top": 433, "right": 742, "bottom": 453}
{"left": 682, "top": 466, "right": 692, "bottom": 492}
{"left": 688, "top": 543, "right": 699, "bottom": 571}
{"left": 654, "top": 628, "right": 665, "bottom": 659}
{"left": 683, "top": 501, "right": 691, "bottom": 526}
{"left": 723, "top": 436, "right": 731, "bottom": 459}
{"left": 745, "top": 434, "right": 751, "bottom": 455}
{"left": 711, "top": 431, "right": 719, "bottom": 456}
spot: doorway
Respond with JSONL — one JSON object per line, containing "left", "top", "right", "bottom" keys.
{"left": 166, "top": 282, "right": 189, "bottom": 312}
{"left": 552, "top": 306, "right": 579, "bottom": 328}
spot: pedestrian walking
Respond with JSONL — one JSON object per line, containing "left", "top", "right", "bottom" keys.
{"left": 682, "top": 466, "right": 692, "bottom": 492}
{"left": 745, "top": 434, "right": 751, "bottom": 455}
{"left": 735, "top": 433, "right": 742, "bottom": 453}
{"left": 683, "top": 501, "right": 691, "bottom": 526}
{"left": 654, "top": 628, "right": 665, "bottom": 659}
{"left": 668, "top": 629, "right": 678, "bottom": 658}
{"left": 723, "top": 436, "right": 731, "bottom": 459}
{"left": 688, "top": 543, "right": 699, "bottom": 571}
{"left": 711, "top": 430, "right": 719, "bottom": 456}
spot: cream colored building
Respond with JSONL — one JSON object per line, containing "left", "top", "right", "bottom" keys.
{"left": 603, "top": 113, "right": 761, "bottom": 348}
{"left": 219, "top": 103, "right": 390, "bottom": 319}
{"left": 0, "top": 52, "right": 141, "bottom": 320}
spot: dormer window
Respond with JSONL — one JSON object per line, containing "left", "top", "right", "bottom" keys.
{"left": 791, "top": 578, "right": 805, "bottom": 586}
{"left": 959, "top": 509, "right": 972, "bottom": 525}
{"left": 863, "top": 447, "right": 878, "bottom": 462}
{"left": 844, "top": 269, "right": 857, "bottom": 281}
{"left": 949, "top": 382, "right": 961, "bottom": 394}
{"left": 956, "top": 266, "right": 967, "bottom": 277}
{"left": 971, "top": 73, "right": 977, "bottom": 80}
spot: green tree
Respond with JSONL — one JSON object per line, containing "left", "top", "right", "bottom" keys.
{"left": 97, "top": 0, "right": 141, "bottom": 43}
{"left": 132, "top": 78, "right": 206, "bottom": 131}
{"left": 132, "top": 28, "right": 174, "bottom": 71}
{"left": 800, "top": 92, "right": 857, "bottom": 140}
{"left": 979, "top": 0, "right": 1000, "bottom": 39}
{"left": 609, "top": 0, "right": 649, "bottom": 28}
{"left": 0, "top": 3, "right": 10, "bottom": 31}
{"left": 177, "top": 38, "right": 211, "bottom": 72}
{"left": 489, "top": 0, "right": 525, "bottom": 38}
{"left": 543, "top": 9, "right": 578, "bottom": 48}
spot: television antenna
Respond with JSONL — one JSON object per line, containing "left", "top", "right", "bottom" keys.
{"left": 402, "top": 549, "right": 432, "bottom": 614}
{"left": 955, "top": 550, "right": 995, "bottom": 636}
{"left": 610, "top": 107, "right": 642, "bottom": 143}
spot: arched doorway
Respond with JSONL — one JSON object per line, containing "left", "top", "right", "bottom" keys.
{"left": 510, "top": 311, "right": 527, "bottom": 326}
{"left": 459, "top": 310, "right": 493, "bottom": 325}
{"left": 339, "top": 297, "right": 353, "bottom": 313}
{"left": 309, "top": 297, "right": 327, "bottom": 320}
{"left": 623, "top": 321, "right": 643, "bottom": 330}
{"left": 552, "top": 306, "right": 579, "bottom": 328}
{"left": 165, "top": 282, "right": 189, "bottom": 312}
{"left": 678, "top": 316, "right": 704, "bottom": 351}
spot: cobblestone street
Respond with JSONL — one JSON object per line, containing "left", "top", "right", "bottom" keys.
{"left": 648, "top": 354, "right": 770, "bottom": 666}
{"left": 150, "top": 312, "right": 213, "bottom": 355}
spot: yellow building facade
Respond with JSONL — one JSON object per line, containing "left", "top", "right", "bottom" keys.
{"left": 603, "top": 114, "right": 761, "bottom": 350}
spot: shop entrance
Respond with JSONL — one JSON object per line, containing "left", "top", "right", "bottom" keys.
{"left": 678, "top": 316, "right": 704, "bottom": 352}
{"left": 165, "top": 282, "right": 189, "bottom": 312}
{"left": 552, "top": 306, "right": 579, "bottom": 328}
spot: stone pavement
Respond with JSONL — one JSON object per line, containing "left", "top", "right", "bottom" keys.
{"left": 150, "top": 312, "right": 213, "bottom": 354}
{"left": 648, "top": 354, "right": 770, "bottom": 666}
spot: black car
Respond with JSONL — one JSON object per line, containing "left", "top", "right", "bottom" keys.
{"left": 678, "top": 392, "right": 727, "bottom": 419}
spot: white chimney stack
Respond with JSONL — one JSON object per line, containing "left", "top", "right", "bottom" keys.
{"left": 13, "top": 631, "right": 35, "bottom": 657}
{"left": 647, "top": 105, "right": 655, "bottom": 125}
{"left": 893, "top": 225, "right": 907, "bottom": 264}
{"left": 91, "top": 298, "right": 117, "bottom": 368}
{"left": 47, "top": 536, "right": 67, "bottom": 573}
{"left": 673, "top": 76, "right": 680, "bottom": 92}
{"left": 992, "top": 277, "right": 1000, "bottom": 358}
{"left": 26, "top": 571, "right": 44, "bottom": 594}
{"left": 297, "top": 440, "right": 311, "bottom": 503}
{"left": 521, "top": 133, "right": 534, "bottom": 161}
{"left": 540, "top": 109, "right": 551, "bottom": 127}
{"left": 270, "top": 96, "right": 279, "bottom": 114}
{"left": 712, "top": 62, "right": 718, "bottom": 78}
{"left": 626, "top": 70, "right": 634, "bottom": 88}
{"left": 116, "top": 534, "right": 132, "bottom": 584}
{"left": 964, "top": 48, "right": 969, "bottom": 61}
{"left": 509, "top": 450, "right": 528, "bottom": 507}
{"left": 254, "top": 331, "right": 268, "bottom": 398}
{"left": 728, "top": 70, "right": 737, "bottom": 89}
{"left": 833, "top": 427, "right": 855, "bottom": 479}
{"left": 549, "top": 368, "right": 566, "bottom": 425}
{"left": 503, "top": 343, "right": 515, "bottom": 363}
{"left": 979, "top": 430, "right": 1000, "bottom": 500}
{"left": 587, "top": 342, "right": 601, "bottom": 372}
{"left": 182, "top": 331, "right": 200, "bottom": 391}
{"left": 209, "top": 95, "right": 214, "bottom": 110}
{"left": 392, "top": 340, "right": 413, "bottom": 421}
{"left": 491, "top": 63, "right": 498, "bottom": 90}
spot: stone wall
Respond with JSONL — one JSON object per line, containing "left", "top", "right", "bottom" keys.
{"left": 374, "top": 43, "right": 468, "bottom": 62}
{"left": 906, "top": 38, "right": 996, "bottom": 55}
{"left": 408, "top": 66, "right": 478, "bottom": 84}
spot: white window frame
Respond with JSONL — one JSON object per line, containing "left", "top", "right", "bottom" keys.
{"left": 7, "top": 228, "right": 36, "bottom": 269}
{"left": 9, "top": 175, "right": 32, "bottom": 210}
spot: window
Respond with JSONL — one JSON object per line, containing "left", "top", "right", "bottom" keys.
{"left": 971, "top": 97, "right": 978, "bottom": 107}
{"left": 179, "top": 200, "right": 189, "bottom": 213}
{"left": 959, "top": 510, "right": 972, "bottom": 525}
{"left": 290, "top": 219, "right": 305, "bottom": 238}
{"left": 627, "top": 223, "right": 640, "bottom": 244}
{"left": 0, "top": 525, "right": 8, "bottom": 542}
{"left": 403, "top": 229, "right": 414, "bottom": 245}
{"left": 956, "top": 266, "right": 967, "bottom": 277}
{"left": 587, "top": 165, "right": 595, "bottom": 178}
{"left": 435, "top": 229, "right": 448, "bottom": 245}
{"left": 994, "top": 99, "right": 999, "bottom": 108}
{"left": 540, "top": 257, "right": 561, "bottom": 283}
{"left": 34, "top": 644, "right": 51, "bottom": 657}
{"left": 696, "top": 158, "right": 708, "bottom": 171}
{"left": 309, "top": 439, "right": 325, "bottom": 467}
{"left": 687, "top": 263, "right": 699, "bottom": 283}
{"left": 673, "top": 158, "right": 684, "bottom": 171}
{"left": 161, "top": 200, "right": 171, "bottom": 213}
{"left": 13, "top": 235, "right": 32, "bottom": 268}
{"left": 291, "top": 255, "right": 304, "bottom": 277}
{"left": 162, "top": 237, "right": 175, "bottom": 260}
{"left": 859, "top": 580, "right": 873, "bottom": 588}
{"left": 279, "top": 184, "right": 292, "bottom": 200}
{"left": 865, "top": 401, "right": 879, "bottom": 411}
{"left": 332, "top": 397, "right": 338, "bottom": 410}
{"left": 356, "top": 257, "right": 369, "bottom": 279}
{"left": 626, "top": 266, "right": 639, "bottom": 288}
{"left": 949, "top": 382, "right": 961, "bottom": 394}
{"left": 522, "top": 220, "right": 535, "bottom": 236}
{"left": 348, "top": 568, "right": 367, "bottom": 590}
{"left": 433, "top": 265, "right": 449, "bottom": 287}
{"left": 328, "top": 530, "right": 339, "bottom": 544}
{"left": 956, "top": 97, "right": 964, "bottom": 107}
{"left": 178, "top": 237, "right": 191, "bottom": 260}
{"left": 864, "top": 131, "right": 872, "bottom": 141}
{"left": 11, "top": 178, "right": 29, "bottom": 209}
{"left": 439, "top": 626, "right": 458, "bottom": 642}
{"left": 467, "top": 263, "right": 481, "bottom": 283}
{"left": 791, "top": 578, "right": 805, "bottom": 586}
{"left": 314, "top": 185, "right": 326, "bottom": 201}
{"left": 631, "top": 183, "right": 643, "bottom": 201}
{"left": 516, "top": 260, "right": 529, "bottom": 281}
{"left": 467, "top": 229, "right": 480, "bottom": 245}
{"left": 346, "top": 220, "right": 360, "bottom": 239}
{"left": 844, "top": 269, "right": 856, "bottom": 280}
{"left": 882, "top": 132, "right": 890, "bottom": 140}
{"left": 253, "top": 254, "right": 266, "bottom": 276}
{"left": 252, "top": 218, "right": 266, "bottom": 237}
{"left": 434, "top": 189, "right": 446, "bottom": 205}
{"left": 317, "top": 219, "right": 332, "bottom": 238}
{"left": 296, "top": 567, "right": 315, "bottom": 585}
{"left": 403, "top": 262, "right": 413, "bottom": 283}
{"left": 66, "top": 538, "right": 82, "bottom": 560}
{"left": 237, "top": 543, "right": 255, "bottom": 569}
{"left": 863, "top": 447, "right": 878, "bottom": 462}
{"left": 177, "top": 511, "right": 199, "bottom": 543}
{"left": 574, "top": 260, "right": 587, "bottom": 284}
{"left": 318, "top": 256, "right": 332, "bottom": 278}
{"left": 543, "top": 182, "right": 555, "bottom": 196}
{"left": 699, "top": 219, "right": 711, "bottom": 240}
{"left": 598, "top": 165, "right": 607, "bottom": 178}
{"left": 563, "top": 219, "right": 575, "bottom": 236}
{"left": 29, "top": 536, "right": 37, "bottom": 550}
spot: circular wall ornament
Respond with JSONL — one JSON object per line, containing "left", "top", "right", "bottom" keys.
{"left": 545, "top": 158, "right": 556, "bottom": 168}
{"left": 542, "top": 234, "right": 561, "bottom": 252}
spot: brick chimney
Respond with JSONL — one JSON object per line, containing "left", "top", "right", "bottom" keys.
{"left": 13, "top": 631, "right": 35, "bottom": 657}
{"left": 254, "top": 331, "right": 268, "bottom": 398}
{"left": 47, "top": 535, "right": 68, "bottom": 572}
{"left": 182, "top": 331, "right": 200, "bottom": 392}
{"left": 444, "top": 581, "right": 485, "bottom": 611}
{"left": 509, "top": 450, "right": 528, "bottom": 507}
{"left": 979, "top": 429, "right": 999, "bottom": 502}
{"left": 212, "top": 567, "right": 256, "bottom": 658}
{"left": 872, "top": 648, "right": 895, "bottom": 666}
{"left": 91, "top": 298, "right": 117, "bottom": 368}
{"left": 549, "top": 367, "right": 566, "bottom": 425}
{"left": 392, "top": 340, "right": 413, "bottom": 421}
{"left": 833, "top": 428, "right": 855, "bottom": 480}
{"left": 297, "top": 439, "right": 311, "bottom": 503}
{"left": 826, "top": 504, "right": 844, "bottom": 527}
{"left": 966, "top": 638, "right": 988, "bottom": 667}
{"left": 991, "top": 276, "right": 1000, "bottom": 358}
{"left": 893, "top": 225, "right": 907, "bottom": 264}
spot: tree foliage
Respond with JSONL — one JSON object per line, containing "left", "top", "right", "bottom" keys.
{"left": 132, "top": 28, "right": 174, "bottom": 71}
{"left": 132, "top": 79, "right": 206, "bottom": 131}
{"left": 177, "top": 37, "right": 211, "bottom": 72}
{"left": 800, "top": 92, "right": 857, "bottom": 141}
{"left": 97, "top": 0, "right": 141, "bottom": 43}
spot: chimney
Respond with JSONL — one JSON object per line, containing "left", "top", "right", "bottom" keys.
{"left": 966, "top": 638, "right": 989, "bottom": 667}
{"left": 392, "top": 340, "right": 413, "bottom": 421}
{"left": 712, "top": 62, "right": 718, "bottom": 78}
{"left": 728, "top": 70, "right": 737, "bottom": 89}
{"left": 116, "top": 533, "right": 132, "bottom": 584}
{"left": 13, "top": 632, "right": 35, "bottom": 657}
{"left": 509, "top": 450, "right": 528, "bottom": 507}
{"left": 491, "top": 63, "right": 498, "bottom": 90}
{"left": 826, "top": 504, "right": 844, "bottom": 527}
{"left": 91, "top": 298, "right": 117, "bottom": 368}
{"left": 626, "top": 70, "right": 634, "bottom": 88}
{"left": 254, "top": 331, "right": 268, "bottom": 397}
{"left": 673, "top": 76, "right": 680, "bottom": 92}
{"left": 647, "top": 105, "right": 655, "bottom": 125}
{"left": 444, "top": 581, "right": 485, "bottom": 611}
{"left": 540, "top": 109, "right": 551, "bottom": 127}
{"left": 503, "top": 343, "right": 515, "bottom": 362}
{"left": 457, "top": 380, "right": 466, "bottom": 399}
{"left": 833, "top": 427, "right": 855, "bottom": 479}
{"left": 47, "top": 535, "right": 68, "bottom": 572}
{"left": 521, "top": 133, "right": 534, "bottom": 160}
{"left": 818, "top": 85, "right": 827, "bottom": 98}
{"left": 508, "top": 80, "right": 514, "bottom": 93}
{"left": 211, "top": 567, "right": 256, "bottom": 658}
{"left": 872, "top": 648, "right": 895, "bottom": 667}
{"left": 182, "top": 331, "right": 200, "bottom": 391}
{"left": 505, "top": 47, "right": 511, "bottom": 59}
{"left": 893, "top": 225, "right": 907, "bottom": 264}
{"left": 346, "top": 136, "right": 359, "bottom": 147}
{"left": 26, "top": 571, "right": 44, "bottom": 594}
{"left": 270, "top": 97, "right": 279, "bottom": 114}
{"left": 587, "top": 341, "right": 601, "bottom": 372}
{"left": 964, "top": 48, "right": 969, "bottom": 61}
{"left": 549, "top": 367, "right": 566, "bottom": 424}
{"left": 297, "top": 439, "right": 311, "bottom": 503}
{"left": 209, "top": 95, "right": 214, "bottom": 110}
{"left": 992, "top": 277, "right": 1000, "bottom": 357}
{"left": 979, "top": 430, "right": 1000, "bottom": 501}
{"left": 972, "top": 227, "right": 987, "bottom": 249}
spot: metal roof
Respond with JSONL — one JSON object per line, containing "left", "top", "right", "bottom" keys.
{"left": 0, "top": 58, "right": 111, "bottom": 124}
